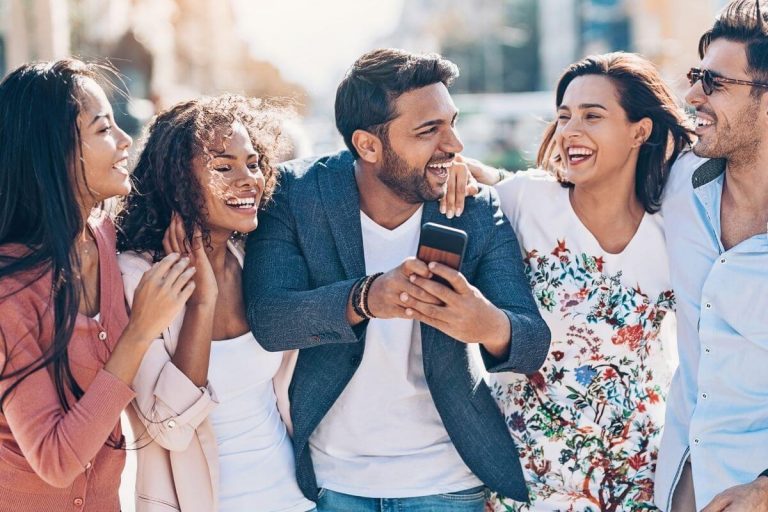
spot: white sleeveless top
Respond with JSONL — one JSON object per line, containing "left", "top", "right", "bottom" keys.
{"left": 208, "top": 331, "right": 313, "bottom": 512}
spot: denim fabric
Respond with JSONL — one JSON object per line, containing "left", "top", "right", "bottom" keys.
{"left": 316, "top": 486, "right": 488, "bottom": 512}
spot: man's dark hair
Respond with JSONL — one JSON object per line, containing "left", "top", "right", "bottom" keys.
{"left": 699, "top": 0, "right": 768, "bottom": 96}
{"left": 335, "top": 48, "right": 459, "bottom": 158}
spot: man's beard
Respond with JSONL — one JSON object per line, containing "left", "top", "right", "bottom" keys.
{"left": 378, "top": 143, "right": 444, "bottom": 204}
{"left": 693, "top": 99, "right": 762, "bottom": 163}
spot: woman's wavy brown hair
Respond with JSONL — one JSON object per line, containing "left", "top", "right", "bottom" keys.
{"left": 116, "top": 94, "right": 287, "bottom": 259}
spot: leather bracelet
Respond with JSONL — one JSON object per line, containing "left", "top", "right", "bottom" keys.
{"left": 350, "top": 276, "right": 368, "bottom": 320}
{"left": 361, "top": 272, "right": 384, "bottom": 319}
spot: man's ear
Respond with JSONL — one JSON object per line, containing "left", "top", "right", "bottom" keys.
{"left": 352, "top": 129, "right": 383, "bottom": 164}
{"left": 633, "top": 117, "right": 653, "bottom": 148}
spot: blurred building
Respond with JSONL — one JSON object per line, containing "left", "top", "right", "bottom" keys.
{"left": 381, "top": 0, "right": 732, "bottom": 169}
{"left": 2, "top": 0, "right": 308, "bottom": 134}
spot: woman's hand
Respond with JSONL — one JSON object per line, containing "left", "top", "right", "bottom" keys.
{"left": 440, "top": 156, "right": 477, "bottom": 219}
{"left": 461, "top": 155, "right": 507, "bottom": 186}
{"left": 123, "top": 252, "right": 197, "bottom": 343}
{"left": 162, "top": 213, "right": 218, "bottom": 307}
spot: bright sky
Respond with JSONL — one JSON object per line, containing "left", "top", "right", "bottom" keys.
{"left": 232, "top": 0, "right": 406, "bottom": 99}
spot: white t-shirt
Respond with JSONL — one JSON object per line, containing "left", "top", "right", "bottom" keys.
{"left": 209, "top": 331, "right": 314, "bottom": 512}
{"left": 488, "top": 170, "right": 676, "bottom": 511}
{"left": 309, "top": 206, "right": 481, "bottom": 498}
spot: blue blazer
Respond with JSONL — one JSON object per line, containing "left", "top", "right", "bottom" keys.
{"left": 244, "top": 151, "right": 551, "bottom": 502}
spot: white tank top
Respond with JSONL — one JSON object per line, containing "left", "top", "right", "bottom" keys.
{"left": 208, "top": 331, "right": 313, "bottom": 512}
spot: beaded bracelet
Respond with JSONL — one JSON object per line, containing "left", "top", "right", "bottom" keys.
{"left": 360, "top": 272, "right": 384, "bottom": 319}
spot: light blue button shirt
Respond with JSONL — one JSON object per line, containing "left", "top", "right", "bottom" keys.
{"left": 655, "top": 152, "right": 768, "bottom": 510}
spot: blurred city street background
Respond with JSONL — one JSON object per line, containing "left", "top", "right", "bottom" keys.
{"left": 0, "top": 0, "right": 729, "bottom": 509}
{"left": 2, "top": 0, "right": 732, "bottom": 170}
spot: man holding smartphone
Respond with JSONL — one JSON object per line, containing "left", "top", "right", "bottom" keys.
{"left": 244, "top": 48, "right": 550, "bottom": 512}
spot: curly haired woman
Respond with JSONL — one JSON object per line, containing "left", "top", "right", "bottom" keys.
{"left": 116, "top": 95, "right": 314, "bottom": 512}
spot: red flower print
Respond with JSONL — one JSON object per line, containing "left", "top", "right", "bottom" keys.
{"left": 635, "top": 304, "right": 648, "bottom": 314}
{"left": 611, "top": 324, "right": 645, "bottom": 351}
{"left": 526, "top": 249, "right": 539, "bottom": 260}
{"left": 628, "top": 453, "right": 647, "bottom": 470}
{"left": 552, "top": 351, "right": 564, "bottom": 361}
{"left": 637, "top": 402, "right": 647, "bottom": 412}
{"left": 528, "top": 372, "right": 548, "bottom": 391}
{"left": 604, "top": 368, "right": 617, "bottom": 379}
{"left": 552, "top": 239, "right": 569, "bottom": 257}
{"left": 594, "top": 256, "right": 604, "bottom": 272}
{"left": 646, "top": 388, "right": 660, "bottom": 404}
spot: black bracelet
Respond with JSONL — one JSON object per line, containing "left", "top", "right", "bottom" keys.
{"left": 362, "top": 272, "right": 384, "bottom": 319}
{"left": 496, "top": 167, "right": 512, "bottom": 184}
{"left": 350, "top": 276, "right": 368, "bottom": 320}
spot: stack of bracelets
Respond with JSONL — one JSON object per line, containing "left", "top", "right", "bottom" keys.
{"left": 351, "top": 272, "right": 384, "bottom": 320}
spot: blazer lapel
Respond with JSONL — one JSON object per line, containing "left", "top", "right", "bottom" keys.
{"left": 317, "top": 152, "right": 366, "bottom": 279}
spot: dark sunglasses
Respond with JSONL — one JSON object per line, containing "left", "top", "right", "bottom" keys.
{"left": 687, "top": 67, "right": 768, "bottom": 96}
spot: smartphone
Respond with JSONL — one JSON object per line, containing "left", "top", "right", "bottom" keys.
{"left": 416, "top": 222, "right": 468, "bottom": 286}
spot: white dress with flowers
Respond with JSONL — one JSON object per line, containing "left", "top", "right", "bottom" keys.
{"left": 489, "top": 170, "right": 676, "bottom": 512}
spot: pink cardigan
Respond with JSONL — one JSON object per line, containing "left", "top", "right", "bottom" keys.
{"left": 119, "top": 241, "right": 296, "bottom": 512}
{"left": 0, "top": 214, "right": 135, "bottom": 512}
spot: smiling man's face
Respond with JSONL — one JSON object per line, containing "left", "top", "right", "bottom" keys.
{"left": 375, "top": 82, "right": 464, "bottom": 203}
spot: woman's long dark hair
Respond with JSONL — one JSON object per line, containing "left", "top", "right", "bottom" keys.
{"left": 536, "top": 52, "right": 694, "bottom": 213}
{"left": 116, "top": 95, "right": 285, "bottom": 259}
{"left": 0, "top": 59, "right": 119, "bottom": 412}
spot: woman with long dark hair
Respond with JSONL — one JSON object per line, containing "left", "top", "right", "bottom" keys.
{"left": 116, "top": 95, "right": 314, "bottom": 512}
{"left": 0, "top": 59, "right": 195, "bottom": 511}
{"left": 458, "top": 53, "right": 693, "bottom": 510}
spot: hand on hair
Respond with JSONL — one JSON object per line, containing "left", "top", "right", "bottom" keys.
{"left": 124, "top": 252, "right": 197, "bottom": 342}
{"left": 162, "top": 213, "right": 217, "bottom": 307}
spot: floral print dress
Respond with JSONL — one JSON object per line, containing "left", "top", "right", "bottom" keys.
{"left": 489, "top": 170, "right": 677, "bottom": 512}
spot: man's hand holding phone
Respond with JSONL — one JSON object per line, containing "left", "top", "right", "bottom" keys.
{"left": 402, "top": 262, "right": 511, "bottom": 358}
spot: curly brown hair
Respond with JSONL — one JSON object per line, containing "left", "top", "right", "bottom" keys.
{"left": 116, "top": 94, "right": 288, "bottom": 259}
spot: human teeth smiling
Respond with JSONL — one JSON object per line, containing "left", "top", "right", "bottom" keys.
{"left": 567, "top": 147, "right": 594, "bottom": 164}
{"left": 225, "top": 197, "right": 256, "bottom": 209}
{"left": 696, "top": 117, "right": 714, "bottom": 128}
{"left": 427, "top": 160, "right": 453, "bottom": 178}
{"left": 112, "top": 158, "right": 129, "bottom": 172}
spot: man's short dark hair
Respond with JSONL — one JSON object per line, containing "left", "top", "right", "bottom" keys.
{"left": 699, "top": 0, "right": 768, "bottom": 96}
{"left": 335, "top": 48, "right": 459, "bottom": 158}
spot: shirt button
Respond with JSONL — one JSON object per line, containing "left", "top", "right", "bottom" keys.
{"left": 705, "top": 347, "right": 711, "bottom": 354}
{"left": 85, "top": 461, "right": 92, "bottom": 469}
{"left": 720, "top": 258, "right": 726, "bottom": 264}
{"left": 701, "top": 393, "right": 708, "bottom": 399}
{"left": 73, "top": 497, "right": 84, "bottom": 507}
{"left": 705, "top": 303, "right": 712, "bottom": 309}
{"left": 166, "top": 419, "right": 177, "bottom": 429}
{"left": 694, "top": 438, "right": 701, "bottom": 445}
{"left": 98, "top": 331, "right": 107, "bottom": 341}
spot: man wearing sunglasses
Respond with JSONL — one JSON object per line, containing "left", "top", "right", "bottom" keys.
{"left": 655, "top": 1, "right": 768, "bottom": 511}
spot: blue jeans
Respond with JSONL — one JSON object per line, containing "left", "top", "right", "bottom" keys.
{"left": 315, "top": 486, "right": 488, "bottom": 512}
